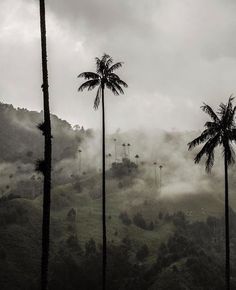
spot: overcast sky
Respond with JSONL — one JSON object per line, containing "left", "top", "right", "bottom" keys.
{"left": 0, "top": 0, "right": 236, "bottom": 132}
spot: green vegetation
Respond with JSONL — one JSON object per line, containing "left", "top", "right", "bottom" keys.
{"left": 0, "top": 103, "right": 236, "bottom": 289}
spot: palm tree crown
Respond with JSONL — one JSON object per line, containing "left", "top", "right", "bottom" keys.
{"left": 78, "top": 53, "right": 128, "bottom": 109}
{"left": 188, "top": 96, "right": 236, "bottom": 172}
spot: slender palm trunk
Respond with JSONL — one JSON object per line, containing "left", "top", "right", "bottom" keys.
{"left": 159, "top": 167, "right": 162, "bottom": 193}
{"left": 154, "top": 166, "right": 157, "bottom": 187}
{"left": 224, "top": 151, "right": 230, "bottom": 290}
{"left": 79, "top": 152, "right": 82, "bottom": 174}
{"left": 101, "top": 85, "right": 107, "bottom": 290}
{"left": 39, "top": 1, "right": 52, "bottom": 289}
{"left": 114, "top": 140, "right": 117, "bottom": 162}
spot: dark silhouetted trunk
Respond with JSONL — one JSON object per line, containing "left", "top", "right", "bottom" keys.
{"left": 39, "top": 1, "right": 52, "bottom": 289}
{"left": 101, "top": 84, "right": 107, "bottom": 290}
{"left": 224, "top": 151, "right": 230, "bottom": 290}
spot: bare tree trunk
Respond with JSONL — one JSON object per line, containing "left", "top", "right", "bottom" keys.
{"left": 224, "top": 151, "right": 230, "bottom": 290}
{"left": 39, "top": 1, "right": 52, "bottom": 289}
{"left": 101, "top": 84, "right": 107, "bottom": 290}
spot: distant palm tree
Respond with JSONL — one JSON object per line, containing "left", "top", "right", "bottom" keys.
{"left": 122, "top": 143, "right": 126, "bottom": 158}
{"left": 105, "top": 153, "right": 112, "bottom": 169}
{"left": 38, "top": 0, "right": 52, "bottom": 290}
{"left": 135, "top": 154, "right": 139, "bottom": 165}
{"left": 153, "top": 162, "right": 157, "bottom": 187}
{"left": 78, "top": 149, "right": 82, "bottom": 174}
{"left": 108, "top": 153, "right": 112, "bottom": 168}
{"left": 159, "top": 165, "right": 163, "bottom": 193}
{"left": 78, "top": 53, "right": 128, "bottom": 290}
{"left": 188, "top": 96, "right": 236, "bottom": 290}
{"left": 113, "top": 138, "right": 117, "bottom": 162}
{"left": 127, "top": 143, "right": 131, "bottom": 159}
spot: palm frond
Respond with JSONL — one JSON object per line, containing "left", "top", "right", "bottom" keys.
{"left": 227, "top": 95, "right": 234, "bottom": 111}
{"left": 218, "top": 96, "right": 235, "bottom": 134}
{"left": 223, "top": 95, "right": 234, "bottom": 122}
{"left": 108, "top": 62, "right": 123, "bottom": 73}
{"left": 106, "top": 56, "right": 113, "bottom": 69}
{"left": 194, "top": 133, "right": 220, "bottom": 171}
{"left": 94, "top": 86, "right": 101, "bottom": 110}
{"left": 78, "top": 79, "right": 100, "bottom": 92}
{"left": 112, "top": 82, "right": 124, "bottom": 94}
{"left": 229, "top": 129, "right": 236, "bottom": 142}
{"left": 223, "top": 140, "right": 235, "bottom": 166}
{"left": 105, "top": 82, "right": 119, "bottom": 96}
{"left": 205, "top": 149, "right": 215, "bottom": 173}
{"left": 188, "top": 129, "right": 216, "bottom": 150}
{"left": 95, "top": 57, "right": 101, "bottom": 67}
{"left": 78, "top": 72, "right": 100, "bottom": 80}
{"left": 201, "top": 103, "right": 219, "bottom": 123}
{"left": 229, "top": 105, "right": 236, "bottom": 127}
{"left": 218, "top": 102, "right": 227, "bottom": 117}
{"left": 204, "top": 121, "right": 219, "bottom": 130}
{"left": 226, "top": 101, "right": 236, "bottom": 129}
{"left": 101, "top": 53, "right": 111, "bottom": 62}
{"left": 109, "top": 73, "right": 120, "bottom": 79}
{"left": 95, "top": 54, "right": 110, "bottom": 75}
{"left": 113, "top": 78, "right": 128, "bottom": 88}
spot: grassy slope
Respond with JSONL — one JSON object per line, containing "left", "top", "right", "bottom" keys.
{"left": 0, "top": 173, "right": 230, "bottom": 289}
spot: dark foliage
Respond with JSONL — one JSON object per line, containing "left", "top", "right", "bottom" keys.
{"left": 119, "top": 211, "right": 132, "bottom": 226}
{"left": 136, "top": 244, "right": 149, "bottom": 262}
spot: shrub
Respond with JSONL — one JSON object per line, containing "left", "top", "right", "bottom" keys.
{"left": 119, "top": 211, "right": 132, "bottom": 226}
{"left": 133, "top": 213, "right": 147, "bottom": 230}
{"left": 85, "top": 238, "right": 97, "bottom": 256}
{"left": 136, "top": 244, "right": 149, "bottom": 262}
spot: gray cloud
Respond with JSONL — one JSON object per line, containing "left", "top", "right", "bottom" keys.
{"left": 1, "top": 0, "right": 236, "bottom": 132}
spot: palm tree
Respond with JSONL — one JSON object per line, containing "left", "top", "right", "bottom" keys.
{"left": 135, "top": 154, "right": 139, "bottom": 165}
{"left": 127, "top": 143, "right": 131, "bottom": 159}
{"left": 153, "top": 162, "right": 157, "bottom": 187}
{"left": 78, "top": 53, "right": 127, "bottom": 290}
{"left": 78, "top": 149, "right": 82, "bottom": 174}
{"left": 108, "top": 153, "right": 112, "bottom": 168}
{"left": 188, "top": 96, "right": 236, "bottom": 290}
{"left": 159, "top": 165, "right": 163, "bottom": 192}
{"left": 113, "top": 138, "right": 117, "bottom": 162}
{"left": 122, "top": 143, "right": 126, "bottom": 158}
{"left": 38, "top": 0, "right": 52, "bottom": 289}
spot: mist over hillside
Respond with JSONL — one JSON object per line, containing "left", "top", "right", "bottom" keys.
{"left": 0, "top": 103, "right": 236, "bottom": 290}
{"left": 0, "top": 102, "right": 235, "bottom": 210}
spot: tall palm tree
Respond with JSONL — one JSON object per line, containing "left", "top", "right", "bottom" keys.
{"left": 37, "top": 1, "right": 52, "bottom": 290}
{"left": 188, "top": 96, "right": 236, "bottom": 290}
{"left": 153, "top": 162, "right": 157, "bottom": 187}
{"left": 78, "top": 53, "right": 127, "bottom": 290}
{"left": 78, "top": 149, "right": 82, "bottom": 174}
{"left": 122, "top": 143, "right": 126, "bottom": 158}
{"left": 159, "top": 165, "right": 163, "bottom": 192}
{"left": 108, "top": 153, "right": 112, "bottom": 168}
{"left": 127, "top": 143, "right": 131, "bottom": 159}
{"left": 113, "top": 138, "right": 117, "bottom": 162}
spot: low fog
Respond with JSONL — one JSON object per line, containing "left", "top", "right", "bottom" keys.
{"left": 0, "top": 102, "right": 235, "bottom": 217}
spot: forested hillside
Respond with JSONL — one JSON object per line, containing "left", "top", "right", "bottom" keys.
{"left": 0, "top": 103, "right": 236, "bottom": 289}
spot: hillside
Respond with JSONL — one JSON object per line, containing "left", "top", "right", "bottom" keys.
{"left": 0, "top": 103, "right": 236, "bottom": 289}
{"left": 0, "top": 102, "right": 94, "bottom": 164}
